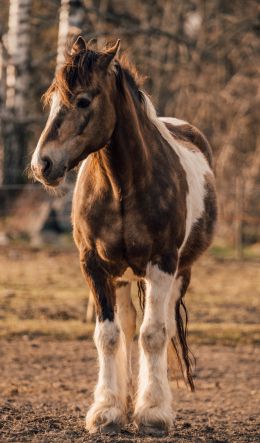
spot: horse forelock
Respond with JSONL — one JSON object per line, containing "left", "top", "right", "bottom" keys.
{"left": 43, "top": 49, "right": 100, "bottom": 108}
{"left": 43, "top": 42, "right": 145, "bottom": 109}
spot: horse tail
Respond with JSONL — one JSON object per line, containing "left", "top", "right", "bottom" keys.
{"left": 174, "top": 296, "right": 195, "bottom": 391}
{"left": 137, "top": 279, "right": 146, "bottom": 313}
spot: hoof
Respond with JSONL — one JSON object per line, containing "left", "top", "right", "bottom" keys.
{"left": 138, "top": 423, "right": 169, "bottom": 437}
{"left": 86, "top": 404, "right": 125, "bottom": 434}
{"left": 88, "top": 421, "right": 121, "bottom": 435}
{"left": 99, "top": 422, "right": 121, "bottom": 434}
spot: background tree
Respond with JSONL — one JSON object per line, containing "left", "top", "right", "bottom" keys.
{"left": 2, "top": 0, "right": 32, "bottom": 185}
{"left": 0, "top": 0, "right": 259, "bottom": 248}
{"left": 56, "top": 0, "right": 86, "bottom": 70}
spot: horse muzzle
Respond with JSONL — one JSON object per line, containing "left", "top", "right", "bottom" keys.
{"left": 31, "top": 155, "right": 67, "bottom": 187}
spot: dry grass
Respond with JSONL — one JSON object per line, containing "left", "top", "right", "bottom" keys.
{"left": 0, "top": 244, "right": 259, "bottom": 344}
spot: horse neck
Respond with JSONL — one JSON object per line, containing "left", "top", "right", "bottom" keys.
{"left": 101, "top": 86, "right": 154, "bottom": 195}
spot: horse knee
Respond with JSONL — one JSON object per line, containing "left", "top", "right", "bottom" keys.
{"left": 141, "top": 323, "right": 167, "bottom": 353}
{"left": 94, "top": 319, "right": 120, "bottom": 354}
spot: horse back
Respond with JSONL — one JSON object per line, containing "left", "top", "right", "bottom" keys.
{"left": 161, "top": 118, "right": 213, "bottom": 168}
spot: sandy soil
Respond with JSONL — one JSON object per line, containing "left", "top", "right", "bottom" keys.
{"left": 0, "top": 246, "right": 259, "bottom": 441}
{"left": 0, "top": 339, "right": 259, "bottom": 442}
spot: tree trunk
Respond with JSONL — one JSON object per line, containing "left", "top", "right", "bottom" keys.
{"left": 0, "top": 38, "right": 6, "bottom": 110}
{"left": 0, "top": 37, "right": 7, "bottom": 184}
{"left": 56, "top": 0, "right": 86, "bottom": 71}
{"left": 234, "top": 176, "right": 244, "bottom": 260}
{"left": 2, "top": 0, "right": 32, "bottom": 185}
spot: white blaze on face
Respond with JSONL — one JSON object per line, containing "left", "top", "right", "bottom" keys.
{"left": 31, "top": 92, "right": 61, "bottom": 169}
{"left": 48, "top": 91, "right": 61, "bottom": 122}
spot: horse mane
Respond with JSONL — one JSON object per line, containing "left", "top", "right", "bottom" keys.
{"left": 115, "top": 53, "right": 146, "bottom": 103}
{"left": 43, "top": 41, "right": 146, "bottom": 109}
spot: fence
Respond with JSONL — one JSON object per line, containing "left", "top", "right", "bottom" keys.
{"left": 0, "top": 182, "right": 259, "bottom": 259}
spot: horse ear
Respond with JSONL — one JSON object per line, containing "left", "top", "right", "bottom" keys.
{"left": 106, "top": 39, "right": 120, "bottom": 58}
{"left": 99, "top": 39, "right": 120, "bottom": 70}
{"left": 87, "top": 37, "right": 97, "bottom": 49}
{"left": 71, "top": 36, "right": 87, "bottom": 55}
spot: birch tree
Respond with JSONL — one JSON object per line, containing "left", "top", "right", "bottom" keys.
{"left": 0, "top": 38, "right": 6, "bottom": 110}
{"left": 56, "top": 0, "right": 86, "bottom": 71}
{"left": 56, "top": 0, "right": 97, "bottom": 322}
{"left": 2, "top": 0, "right": 31, "bottom": 184}
{"left": 0, "top": 37, "right": 7, "bottom": 184}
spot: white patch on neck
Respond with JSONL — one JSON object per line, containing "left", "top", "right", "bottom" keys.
{"left": 142, "top": 93, "right": 212, "bottom": 250}
{"left": 160, "top": 116, "right": 187, "bottom": 126}
{"left": 74, "top": 158, "right": 88, "bottom": 197}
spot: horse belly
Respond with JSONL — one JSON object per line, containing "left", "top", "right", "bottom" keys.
{"left": 179, "top": 177, "right": 217, "bottom": 271}
{"left": 117, "top": 267, "right": 140, "bottom": 282}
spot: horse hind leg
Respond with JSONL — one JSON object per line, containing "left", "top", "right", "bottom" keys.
{"left": 116, "top": 282, "right": 136, "bottom": 413}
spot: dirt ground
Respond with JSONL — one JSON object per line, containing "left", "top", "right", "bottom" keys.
{"left": 0, "top": 246, "right": 259, "bottom": 442}
{"left": 0, "top": 340, "right": 259, "bottom": 442}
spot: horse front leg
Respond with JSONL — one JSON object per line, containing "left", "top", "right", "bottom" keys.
{"left": 134, "top": 261, "right": 176, "bottom": 435}
{"left": 80, "top": 253, "right": 127, "bottom": 434}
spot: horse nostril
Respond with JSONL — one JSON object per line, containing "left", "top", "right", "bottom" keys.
{"left": 41, "top": 156, "right": 52, "bottom": 177}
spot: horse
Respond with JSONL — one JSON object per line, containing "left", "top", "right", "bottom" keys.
{"left": 31, "top": 36, "right": 217, "bottom": 436}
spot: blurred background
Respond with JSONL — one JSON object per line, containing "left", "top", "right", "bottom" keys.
{"left": 0, "top": 0, "right": 259, "bottom": 254}
{"left": 0, "top": 0, "right": 259, "bottom": 343}
{"left": 0, "top": 2, "right": 259, "bottom": 441}
{"left": 0, "top": 0, "right": 259, "bottom": 336}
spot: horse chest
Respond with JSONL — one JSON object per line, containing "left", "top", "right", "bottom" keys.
{"left": 85, "top": 203, "right": 124, "bottom": 260}
{"left": 74, "top": 191, "right": 151, "bottom": 269}
{"left": 73, "top": 156, "right": 186, "bottom": 274}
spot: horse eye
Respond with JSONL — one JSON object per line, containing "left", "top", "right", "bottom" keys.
{"left": 76, "top": 97, "right": 91, "bottom": 108}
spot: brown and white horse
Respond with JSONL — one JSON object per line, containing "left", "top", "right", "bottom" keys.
{"left": 31, "top": 37, "right": 217, "bottom": 435}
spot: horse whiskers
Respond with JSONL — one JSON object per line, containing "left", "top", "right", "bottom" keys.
{"left": 42, "top": 181, "right": 67, "bottom": 197}
{"left": 25, "top": 164, "right": 34, "bottom": 180}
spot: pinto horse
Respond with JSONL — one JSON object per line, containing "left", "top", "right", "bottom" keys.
{"left": 31, "top": 37, "right": 217, "bottom": 435}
